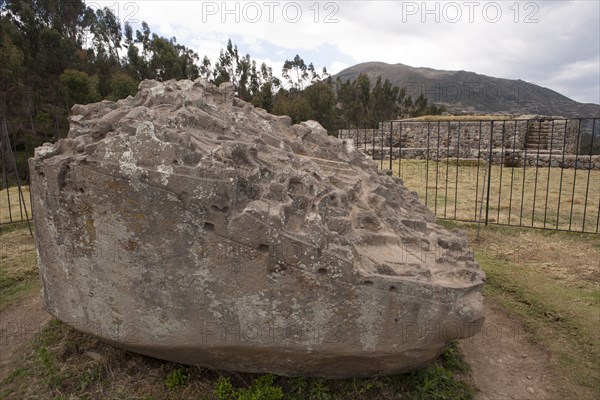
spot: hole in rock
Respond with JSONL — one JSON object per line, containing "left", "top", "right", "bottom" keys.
{"left": 389, "top": 286, "right": 397, "bottom": 291}
{"left": 203, "top": 222, "right": 215, "bottom": 231}
{"left": 363, "top": 280, "right": 374, "bottom": 286}
{"left": 258, "top": 244, "right": 269, "bottom": 253}
{"left": 316, "top": 268, "right": 328, "bottom": 275}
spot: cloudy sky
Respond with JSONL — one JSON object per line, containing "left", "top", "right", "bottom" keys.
{"left": 90, "top": 0, "right": 600, "bottom": 104}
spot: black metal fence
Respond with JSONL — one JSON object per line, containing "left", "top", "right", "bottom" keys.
{"left": 1, "top": 120, "right": 33, "bottom": 229}
{"left": 340, "top": 117, "right": 599, "bottom": 233}
{"left": 2, "top": 117, "right": 599, "bottom": 234}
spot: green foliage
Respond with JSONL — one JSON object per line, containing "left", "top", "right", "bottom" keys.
{"left": 89, "top": 7, "right": 121, "bottom": 61}
{"left": 0, "top": 30, "right": 25, "bottom": 84}
{"left": 288, "top": 376, "right": 308, "bottom": 396}
{"left": 214, "top": 376, "right": 236, "bottom": 399}
{"left": 164, "top": 367, "right": 187, "bottom": 390}
{"left": 287, "top": 377, "right": 334, "bottom": 400}
{"left": 304, "top": 81, "right": 337, "bottom": 130}
{"left": 36, "top": 346, "right": 60, "bottom": 388}
{"left": 59, "top": 69, "right": 100, "bottom": 105}
{"left": 211, "top": 38, "right": 280, "bottom": 106}
{"left": 1, "top": 2, "right": 203, "bottom": 162}
{"left": 37, "top": 346, "right": 55, "bottom": 375}
{"left": 308, "top": 379, "right": 332, "bottom": 400}
{"left": 108, "top": 71, "right": 139, "bottom": 101}
{"left": 403, "top": 345, "right": 475, "bottom": 400}
{"left": 76, "top": 367, "right": 102, "bottom": 392}
{"left": 282, "top": 54, "right": 326, "bottom": 90}
{"left": 441, "top": 341, "right": 471, "bottom": 374}
{"left": 2, "top": 0, "right": 443, "bottom": 175}
{"left": 335, "top": 73, "right": 445, "bottom": 129}
{"left": 213, "top": 374, "right": 283, "bottom": 400}
{"left": 251, "top": 82, "right": 275, "bottom": 112}
{"left": 272, "top": 89, "right": 312, "bottom": 125}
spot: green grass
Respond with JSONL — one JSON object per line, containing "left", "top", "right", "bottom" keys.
{"left": 0, "top": 221, "right": 38, "bottom": 310}
{"left": 2, "top": 315, "right": 475, "bottom": 399}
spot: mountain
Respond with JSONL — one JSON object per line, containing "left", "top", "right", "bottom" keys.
{"left": 333, "top": 62, "right": 600, "bottom": 117}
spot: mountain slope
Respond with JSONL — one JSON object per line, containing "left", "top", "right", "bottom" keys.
{"left": 334, "top": 62, "right": 600, "bottom": 117}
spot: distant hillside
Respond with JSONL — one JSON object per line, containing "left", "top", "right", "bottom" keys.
{"left": 334, "top": 62, "right": 600, "bottom": 118}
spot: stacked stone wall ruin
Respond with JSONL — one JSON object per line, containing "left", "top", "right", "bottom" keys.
{"left": 340, "top": 118, "right": 599, "bottom": 170}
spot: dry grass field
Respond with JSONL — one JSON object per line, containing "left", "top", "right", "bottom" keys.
{"left": 3, "top": 160, "right": 599, "bottom": 233}
{"left": 0, "top": 186, "right": 32, "bottom": 225}
{"left": 387, "top": 159, "right": 599, "bottom": 233}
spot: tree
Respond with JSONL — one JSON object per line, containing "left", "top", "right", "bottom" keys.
{"left": 89, "top": 7, "right": 121, "bottom": 62}
{"left": 150, "top": 36, "right": 195, "bottom": 81}
{"left": 213, "top": 38, "right": 238, "bottom": 86}
{"left": 272, "top": 89, "right": 311, "bottom": 124}
{"left": 0, "top": 22, "right": 25, "bottom": 116}
{"left": 200, "top": 55, "right": 212, "bottom": 80}
{"left": 59, "top": 69, "right": 100, "bottom": 106}
{"left": 108, "top": 71, "right": 138, "bottom": 101}
{"left": 251, "top": 82, "right": 275, "bottom": 112}
{"left": 124, "top": 22, "right": 199, "bottom": 81}
{"left": 304, "top": 81, "right": 336, "bottom": 131}
{"left": 282, "top": 54, "right": 322, "bottom": 90}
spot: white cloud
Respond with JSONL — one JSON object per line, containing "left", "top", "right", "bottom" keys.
{"left": 93, "top": 0, "right": 599, "bottom": 104}
{"left": 328, "top": 61, "right": 350, "bottom": 76}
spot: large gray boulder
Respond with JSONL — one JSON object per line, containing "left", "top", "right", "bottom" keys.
{"left": 29, "top": 78, "right": 485, "bottom": 378}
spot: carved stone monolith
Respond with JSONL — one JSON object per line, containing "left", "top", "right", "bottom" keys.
{"left": 29, "top": 78, "right": 485, "bottom": 378}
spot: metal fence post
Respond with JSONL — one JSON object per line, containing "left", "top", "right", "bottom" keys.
{"left": 334, "top": 117, "right": 598, "bottom": 234}
{"left": 389, "top": 121, "right": 393, "bottom": 171}
{"left": 484, "top": 121, "right": 494, "bottom": 225}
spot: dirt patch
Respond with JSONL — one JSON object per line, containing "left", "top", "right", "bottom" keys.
{"left": 0, "top": 294, "right": 50, "bottom": 381}
{"left": 460, "top": 298, "right": 562, "bottom": 400}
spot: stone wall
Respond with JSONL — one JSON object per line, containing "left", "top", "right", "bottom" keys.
{"left": 339, "top": 117, "right": 592, "bottom": 169}
{"left": 367, "top": 148, "right": 600, "bottom": 170}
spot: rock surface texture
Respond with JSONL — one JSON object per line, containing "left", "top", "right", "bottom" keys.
{"left": 29, "top": 78, "right": 485, "bottom": 378}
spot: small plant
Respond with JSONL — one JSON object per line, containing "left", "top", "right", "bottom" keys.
{"left": 37, "top": 346, "right": 60, "bottom": 388}
{"left": 407, "top": 363, "right": 473, "bottom": 400}
{"left": 442, "top": 341, "right": 471, "bottom": 373}
{"left": 214, "top": 376, "right": 235, "bottom": 400}
{"left": 289, "top": 376, "right": 308, "bottom": 397}
{"left": 213, "top": 374, "right": 283, "bottom": 400}
{"left": 76, "top": 367, "right": 103, "bottom": 392}
{"left": 309, "top": 379, "right": 332, "bottom": 400}
{"left": 37, "top": 347, "right": 55, "bottom": 374}
{"left": 165, "top": 367, "right": 186, "bottom": 390}
{"left": 242, "top": 374, "right": 283, "bottom": 400}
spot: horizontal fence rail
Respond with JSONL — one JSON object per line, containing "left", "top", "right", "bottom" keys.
{"left": 2, "top": 118, "right": 599, "bottom": 235}
{"left": 340, "top": 118, "right": 600, "bottom": 234}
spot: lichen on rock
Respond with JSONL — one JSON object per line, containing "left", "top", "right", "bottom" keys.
{"left": 29, "top": 78, "right": 485, "bottom": 378}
